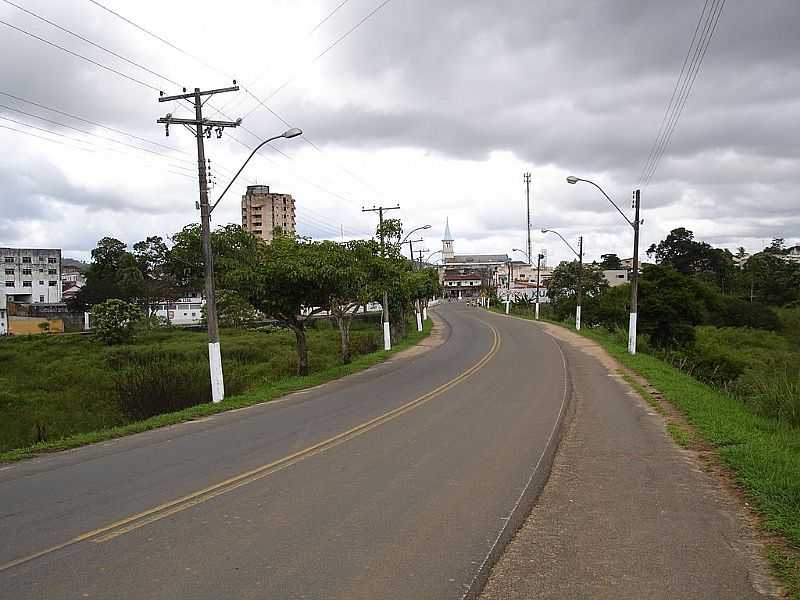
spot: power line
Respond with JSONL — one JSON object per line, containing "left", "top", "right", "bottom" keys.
{"left": 0, "top": 101, "right": 196, "bottom": 168}
{"left": 85, "top": 0, "right": 236, "bottom": 81}
{"left": 0, "top": 18, "right": 160, "bottom": 91}
{"left": 637, "top": 0, "right": 711, "bottom": 187}
{"left": 0, "top": 90, "right": 184, "bottom": 153}
{"left": 638, "top": 0, "right": 726, "bottom": 188}
{"left": 242, "top": 0, "right": 394, "bottom": 114}
{"left": 0, "top": 0, "right": 183, "bottom": 89}
{"left": 78, "top": 0, "right": 393, "bottom": 208}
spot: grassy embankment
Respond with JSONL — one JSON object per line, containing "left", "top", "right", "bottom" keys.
{"left": 487, "top": 302, "right": 800, "bottom": 596}
{"left": 0, "top": 316, "right": 431, "bottom": 462}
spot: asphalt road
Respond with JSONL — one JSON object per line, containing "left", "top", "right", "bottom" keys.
{"left": 0, "top": 303, "right": 568, "bottom": 599}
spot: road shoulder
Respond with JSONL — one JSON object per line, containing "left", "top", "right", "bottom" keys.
{"left": 479, "top": 316, "right": 782, "bottom": 599}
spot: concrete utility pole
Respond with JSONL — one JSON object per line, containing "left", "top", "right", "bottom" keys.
{"left": 362, "top": 205, "right": 400, "bottom": 350}
{"left": 157, "top": 85, "right": 241, "bottom": 403}
{"left": 541, "top": 228, "right": 583, "bottom": 331}
{"left": 536, "top": 251, "right": 544, "bottom": 320}
{"left": 630, "top": 189, "right": 641, "bottom": 354}
{"left": 524, "top": 172, "right": 532, "bottom": 266}
{"left": 505, "top": 260, "right": 512, "bottom": 314}
{"left": 415, "top": 247, "right": 430, "bottom": 323}
{"left": 566, "top": 176, "right": 642, "bottom": 353}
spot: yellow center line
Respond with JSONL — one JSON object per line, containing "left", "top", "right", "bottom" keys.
{"left": 1, "top": 319, "right": 500, "bottom": 572}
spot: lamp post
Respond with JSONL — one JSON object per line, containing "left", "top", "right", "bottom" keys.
{"left": 541, "top": 229, "right": 583, "bottom": 331}
{"left": 567, "top": 176, "right": 641, "bottom": 353}
{"left": 204, "top": 127, "right": 302, "bottom": 402}
{"left": 400, "top": 225, "right": 430, "bottom": 332}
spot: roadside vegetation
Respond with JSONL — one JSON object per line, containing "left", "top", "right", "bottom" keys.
{"left": 492, "top": 229, "right": 800, "bottom": 594}
{"left": 1, "top": 218, "right": 440, "bottom": 458}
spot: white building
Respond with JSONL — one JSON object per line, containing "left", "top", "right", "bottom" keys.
{"left": 603, "top": 269, "right": 631, "bottom": 287}
{"left": 2, "top": 248, "right": 62, "bottom": 305}
{"left": 150, "top": 292, "right": 205, "bottom": 325}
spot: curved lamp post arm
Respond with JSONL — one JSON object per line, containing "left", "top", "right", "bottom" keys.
{"left": 210, "top": 128, "right": 302, "bottom": 214}
{"left": 541, "top": 229, "right": 580, "bottom": 259}
{"left": 512, "top": 248, "right": 530, "bottom": 263}
{"left": 401, "top": 224, "right": 432, "bottom": 244}
{"left": 424, "top": 249, "right": 442, "bottom": 263}
{"left": 568, "top": 177, "right": 634, "bottom": 229}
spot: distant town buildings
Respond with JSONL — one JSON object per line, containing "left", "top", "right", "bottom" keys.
{"left": 438, "top": 219, "right": 511, "bottom": 299}
{"left": 241, "top": 185, "right": 296, "bottom": 243}
{"left": 2, "top": 247, "right": 63, "bottom": 335}
{"left": 2, "top": 248, "right": 62, "bottom": 304}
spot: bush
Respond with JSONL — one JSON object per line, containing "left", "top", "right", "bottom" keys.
{"left": 91, "top": 299, "right": 144, "bottom": 345}
{"left": 712, "top": 297, "right": 780, "bottom": 331}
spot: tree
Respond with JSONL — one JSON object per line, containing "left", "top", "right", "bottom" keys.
{"left": 316, "top": 239, "right": 383, "bottom": 364}
{"left": 599, "top": 253, "right": 623, "bottom": 270}
{"left": 546, "top": 261, "right": 608, "bottom": 323}
{"left": 70, "top": 237, "right": 134, "bottom": 311}
{"left": 91, "top": 299, "right": 143, "bottom": 345}
{"left": 742, "top": 252, "right": 800, "bottom": 306}
{"left": 647, "top": 227, "right": 734, "bottom": 292}
{"left": 223, "top": 234, "right": 330, "bottom": 376}
{"left": 765, "top": 237, "right": 786, "bottom": 255}
{"left": 636, "top": 265, "right": 712, "bottom": 347}
{"left": 202, "top": 290, "right": 260, "bottom": 328}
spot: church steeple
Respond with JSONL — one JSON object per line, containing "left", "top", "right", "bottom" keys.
{"left": 442, "top": 218, "right": 455, "bottom": 261}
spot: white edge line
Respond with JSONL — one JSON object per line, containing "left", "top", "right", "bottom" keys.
{"left": 459, "top": 319, "right": 569, "bottom": 600}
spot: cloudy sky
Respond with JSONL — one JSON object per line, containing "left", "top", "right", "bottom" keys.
{"left": 1, "top": 0, "right": 798, "bottom": 265}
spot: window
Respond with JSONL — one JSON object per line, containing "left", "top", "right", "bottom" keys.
{"left": 4, "top": 281, "right": 13, "bottom": 287}
{"left": 22, "top": 268, "right": 31, "bottom": 275}
{"left": 22, "top": 256, "right": 31, "bottom": 263}
{"left": 39, "top": 268, "right": 44, "bottom": 273}
{"left": 191, "top": 312, "right": 196, "bottom": 317}
{"left": 48, "top": 257, "right": 56, "bottom": 264}
{"left": 23, "top": 281, "right": 32, "bottom": 287}
{"left": 48, "top": 281, "right": 56, "bottom": 287}
{"left": 38, "top": 281, "right": 44, "bottom": 285}
{"left": 253, "top": 229, "right": 262, "bottom": 235}
{"left": 39, "top": 256, "right": 45, "bottom": 262}
{"left": 48, "top": 269, "right": 56, "bottom": 275}
{"left": 4, "top": 269, "right": 13, "bottom": 275}
{"left": 4, "top": 257, "right": 13, "bottom": 263}
{"left": 39, "top": 296, "right": 44, "bottom": 302}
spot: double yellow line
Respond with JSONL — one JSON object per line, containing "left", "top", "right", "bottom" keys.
{"left": 1, "top": 321, "right": 500, "bottom": 573}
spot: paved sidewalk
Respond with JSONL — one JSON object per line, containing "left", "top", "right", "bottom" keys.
{"left": 479, "top": 321, "right": 781, "bottom": 600}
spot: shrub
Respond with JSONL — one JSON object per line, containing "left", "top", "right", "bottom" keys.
{"left": 712, "top": 297, "right": 780, "bottom": 331}
{"left": 91, "top": 299, "right": 144, "bottom": 345}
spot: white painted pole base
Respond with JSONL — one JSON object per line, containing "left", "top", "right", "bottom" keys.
{"left": 423, "top": 307, "right": 428, "bottom": 321}
{"left": 416, "top": 311, "right": 423, "bottom": 332}
{"left": 505, "top": 299, "right": 510, "bottom": 314}
{"left": 535, "top": 302, "right": 539, "bottom": 320}
{"left": 383, "top": 321, "right": 391, "bottom": 351}
{"left": 628, "top": 312, "right": 637, "bottom": 354}
{"left": 209, "top": 341, "right": 225, "bottom": 403}
{"left": 575, "top": 305, "right": 582, "bottom": 331}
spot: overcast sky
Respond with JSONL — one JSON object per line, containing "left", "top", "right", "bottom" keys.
{"left": 1, "top": 0, "right": 798, "bottom": 265}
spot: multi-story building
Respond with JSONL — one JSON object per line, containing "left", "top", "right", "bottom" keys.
{"left": 241, "top": 185, "right": 296, "bottom": 242}
{"left": 2, "top": 248, "right": 62, "bottom": 305}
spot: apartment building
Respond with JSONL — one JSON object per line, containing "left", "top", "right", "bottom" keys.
{"left": 241, "top": 185, "right": 296, "bottom": 242}
{"left": 2, "top": 248, "right": 62, "bottom": 304}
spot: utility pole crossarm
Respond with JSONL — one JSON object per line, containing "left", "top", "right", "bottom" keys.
{"left": 158, "top": 85, "right": 239, "bottom": 102}
{"left": 157, "top": 117, "right": 240, "bottom": 127}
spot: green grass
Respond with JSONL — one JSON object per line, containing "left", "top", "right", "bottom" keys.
{"left": 487, "top": 305, "right": 800, "bottom": 596}
{"left": 0, "top": 317, "right": 432, "bottom": 462}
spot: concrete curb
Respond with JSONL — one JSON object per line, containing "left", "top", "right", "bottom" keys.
{"left": 460, "top": 309, "right": 576, "bottom": 600}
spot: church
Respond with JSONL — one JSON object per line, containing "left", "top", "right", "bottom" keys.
{"left": 438, "top": 219, "right": 510, "bottom": 299}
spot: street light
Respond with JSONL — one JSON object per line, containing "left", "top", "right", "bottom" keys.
{"left": 512, "top": 248, "right": 530, "bottom": 263}
{"left": 400, "top": 225, "right": 431, "bottom": 331}
{"left": 514, "top": 248, "right": 544, "bottom": 320}
{"left": 567, "top": 175, "right": 641, "bottom": 354}
{"left": 541, "top": 228, "right": 583, "bottom": 331}
{"left": 202, "top": 127, "right": 302, "bottom": 403}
